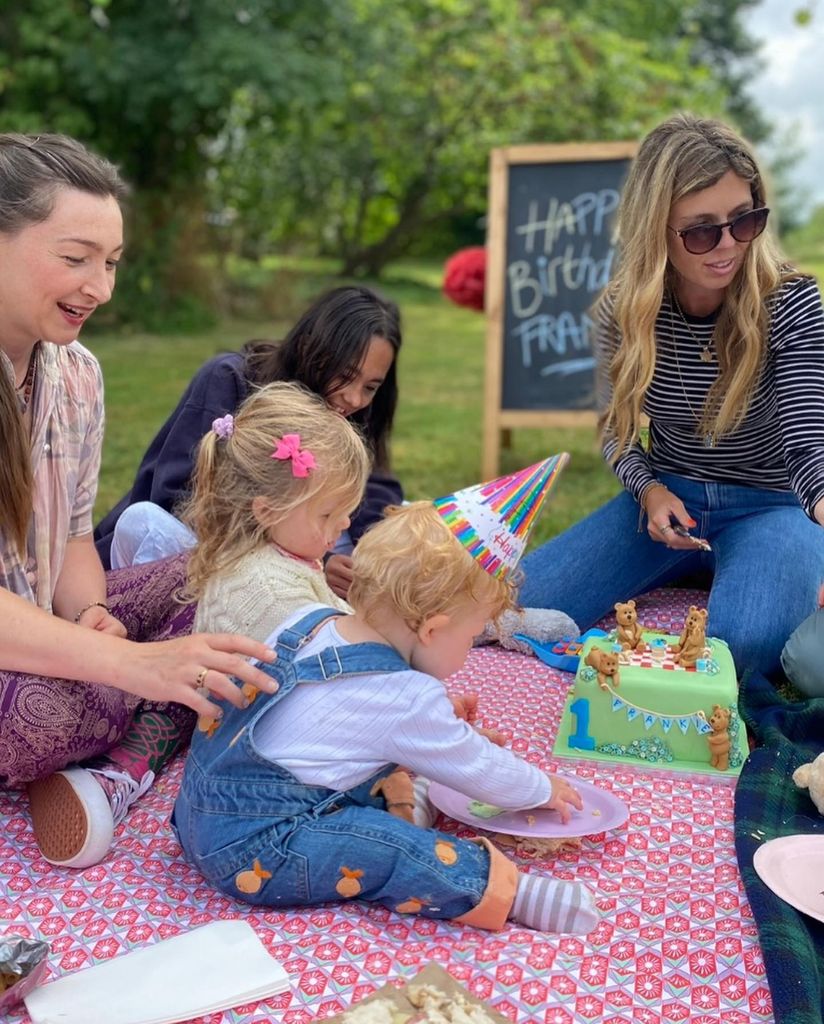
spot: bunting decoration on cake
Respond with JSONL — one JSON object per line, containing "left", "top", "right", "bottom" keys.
{"left": 432, "top": 453, "right": 569, "bottom": 579}
{"left": 609, "top": 694, "right": 713, "bottom": 735}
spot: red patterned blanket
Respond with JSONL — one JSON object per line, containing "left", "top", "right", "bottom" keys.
{"left": 0, "top": 589, "right": 773, "bottom": 1023}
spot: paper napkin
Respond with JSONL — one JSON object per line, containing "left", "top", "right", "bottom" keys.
{"left": 25, "top": 919, "right": 290, "bottom": 1024}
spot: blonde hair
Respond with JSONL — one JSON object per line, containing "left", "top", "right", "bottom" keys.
{"left": 183, "top": 381, "right": 370, "bottom": 599}
{"left": 601, "top": 113, "right": 798, "bottom": 458}
{"left": 348, "top": 502, "right": 517, "bottom": 630}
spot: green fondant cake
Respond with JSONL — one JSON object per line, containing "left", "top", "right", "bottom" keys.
{"left": 551, "top": 632, "right": 747, "bottom": 775}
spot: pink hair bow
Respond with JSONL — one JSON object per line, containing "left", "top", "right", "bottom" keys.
{"left": 212, "top": 414, "right": 234, "bottom": 439}
{"left": 272, "top": 433, "right": 317, "bottom": 477}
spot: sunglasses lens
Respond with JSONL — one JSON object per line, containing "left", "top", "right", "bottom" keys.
{"left": 679, "top": 208, "right": 769, "bottom": 254}
{"left": 681, "top": 225, "right": 721, "bottom": 255}
{"left": 730, "top": 207, "right": 769, "bottom": 242}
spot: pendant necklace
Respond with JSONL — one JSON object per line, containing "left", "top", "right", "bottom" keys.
{"left": 15, "top": 348, "right": 38, "bottom": 414}
{"left": 668, "top": 297, "right": 716, "bottom": 449}
{"left": 672, "top": 292, "right": 715, "bottom": 363}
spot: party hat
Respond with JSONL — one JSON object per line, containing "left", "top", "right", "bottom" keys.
{"left": 432, "top": 453, "right": 570, "bottom": 579}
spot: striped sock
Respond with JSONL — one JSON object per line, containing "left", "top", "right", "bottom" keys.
{"left": 510, "top": 874, "right": 598, "bottom": 934}
{"left": 412, "top": 776, "right": 438, "bottom": 829}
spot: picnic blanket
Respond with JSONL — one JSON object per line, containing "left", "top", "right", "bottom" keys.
{"left": 734, "top": 671, "right": 824, "bottom": 1024}
{"left": 0, "top": 588, "right": 775, "bottom": 1024}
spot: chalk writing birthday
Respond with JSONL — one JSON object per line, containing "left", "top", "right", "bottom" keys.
{"left": 506, "top": 186, "right": 620, "bottom": 384}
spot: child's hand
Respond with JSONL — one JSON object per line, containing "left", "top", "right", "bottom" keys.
{"left": 540, "top": 774, "right": 583, "bottom": 824}
{"left": 324, "top": 554, "right": 354, "bottom": 599}
{"left": 451, "top": 693, "right": 507, "bottom": 744}
{"left": 476, "top": 726, "right": 508, "bottom": 747}
{"left": 451, "top": 691, "right": 479, "bottom": 724}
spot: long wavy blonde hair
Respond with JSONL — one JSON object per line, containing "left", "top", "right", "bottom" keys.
{"left": 182, "top": 381, "right": 370, "bottom": 599}
{"left": 600, "top": 113, "right": 796, "bottom": 458}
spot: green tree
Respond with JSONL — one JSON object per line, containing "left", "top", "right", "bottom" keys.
{"left": 217, "top": 0, "right": 734, "bottom": 276}
{"left": 0, "top": 0, "right": 344, "bottom": 325}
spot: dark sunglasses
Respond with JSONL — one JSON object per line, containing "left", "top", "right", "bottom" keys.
{"left": 668, "top": 207, "right": 770, "bottom": 255}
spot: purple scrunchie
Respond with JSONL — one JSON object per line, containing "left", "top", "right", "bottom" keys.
{"left": 212, "top": 414, "right": 234, "bottom": 439}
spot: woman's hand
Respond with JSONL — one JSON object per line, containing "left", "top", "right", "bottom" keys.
{"left": 540, "top": 774, "right": 583, "bottom": 824}
{"left": 644, "top": 486, "right": 700, "bottom": 550}
{"left": 324, "top": 554, "right": 354, "bottom": 599}
{"left": 814, "top": 496, "right": 824, "bottom": 527}
{"left": 76, "top": 602, "right": 128, "bottom": 638}
{"left": 120, "top": 633, "right": 279, "bottom": 719}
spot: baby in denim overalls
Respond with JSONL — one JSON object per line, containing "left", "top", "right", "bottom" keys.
{"left": 174, "top": 452, "right": 598, "bottom": 934}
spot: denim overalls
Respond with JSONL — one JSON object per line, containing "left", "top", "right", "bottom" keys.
{"left": 172, "top": 607, "right": 513, "bottom": 926}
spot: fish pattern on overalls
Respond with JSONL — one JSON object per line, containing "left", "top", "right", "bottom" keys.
{"left": 172, "top": 606, "right": 493, "bottom": 919}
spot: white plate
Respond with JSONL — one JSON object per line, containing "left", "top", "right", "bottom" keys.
{"left": 753, "top": 834, "right": 824, "bottom": 925}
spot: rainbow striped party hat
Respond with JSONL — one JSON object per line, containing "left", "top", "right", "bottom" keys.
{"left": 432, "top": 454, "right": 570, "bottom": 579}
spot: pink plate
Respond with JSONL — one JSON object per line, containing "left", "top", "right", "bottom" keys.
{"left": 753, "top": 834, "right": 824, "bottom": 924}
{"left": 428, "top": 778, "right": 629, "bottom": 838}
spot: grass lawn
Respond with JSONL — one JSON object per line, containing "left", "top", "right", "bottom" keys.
{"left": 89, "top": 248, "right": 822, "bottom": 554}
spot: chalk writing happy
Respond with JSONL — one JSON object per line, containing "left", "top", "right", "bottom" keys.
{"left": 505, "top": 187, "right": 619, "bottom": 384}
{"left": 515, "top": 191, "right": 619, "bottom": 255}
{"left": 498, "top": 156, "right": 632, "bottom": 411}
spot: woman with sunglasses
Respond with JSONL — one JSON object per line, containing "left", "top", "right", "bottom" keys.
{"left": 519, "top": 113, "right": 824, "bottom": 677}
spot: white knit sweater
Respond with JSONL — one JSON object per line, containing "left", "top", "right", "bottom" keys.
{"left": 194, "top": 545, "right": 350, "bottom": 643}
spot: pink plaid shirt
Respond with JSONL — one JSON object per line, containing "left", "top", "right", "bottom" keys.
{"left": 0, "top": 341, "right": 104, "bottom": 611}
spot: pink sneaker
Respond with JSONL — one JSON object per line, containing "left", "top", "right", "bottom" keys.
{"left": 27, "top": 765, "right": 154, "bottom": 869}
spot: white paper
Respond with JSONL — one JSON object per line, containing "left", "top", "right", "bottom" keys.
{"left": 25, "top": 919, "right": 290, "bottom": 1024}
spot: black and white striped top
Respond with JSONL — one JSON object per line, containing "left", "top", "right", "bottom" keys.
{"left": 599, "top": 275, "right": 824, "bottom": 519}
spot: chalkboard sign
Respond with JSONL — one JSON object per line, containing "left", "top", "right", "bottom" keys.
{"left": 482, "top": 142, "right": 636, "bottom": 476}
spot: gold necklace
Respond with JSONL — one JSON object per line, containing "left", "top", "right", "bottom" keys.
{"left": 672, "top": 293, "right": 715, "bottom": 363}
{"left": 668, "top": 298, "right": 717, "bottom": 449}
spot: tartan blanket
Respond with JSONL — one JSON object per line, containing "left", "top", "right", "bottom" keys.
{"left": 0, "top": 588, "right": 776, "bottom": 1023}
{"left": 734, "top": 671, "right": 824, "bottom": 1024}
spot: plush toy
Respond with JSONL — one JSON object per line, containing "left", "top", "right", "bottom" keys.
{"left": 477, "top": 607, "right": 579, "bottom": 656}
{"left": 792, "top": 752, "right": 824, "bottom": 815}
{"left": 584, "top": 648, "right": 620, "bottom": 690}
{"left": 674, "top": 605, "right": 708, "bottom": 667}
{"left": 614, "top": 599, "right": 645, "bottom": 651}
{"left": 706, "top": 704, "right": 731, "bottom": 771}
{"left": 370, "top": 770, "right": 416, "bottom": 824}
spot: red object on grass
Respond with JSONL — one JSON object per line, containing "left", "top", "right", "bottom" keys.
{"left": 443, "top": 246, "right": 486, "bottom": 312}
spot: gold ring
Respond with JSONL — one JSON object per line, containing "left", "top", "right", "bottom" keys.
{"left": 660, "top": 524, "right": 672, "bottom": 533}
{"left": 196, "top": 667, "right": 209, "bottom": 689}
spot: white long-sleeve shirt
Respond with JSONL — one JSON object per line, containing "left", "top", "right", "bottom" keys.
{"left": 254, "top": 605, "right": 552, "bottom": 811}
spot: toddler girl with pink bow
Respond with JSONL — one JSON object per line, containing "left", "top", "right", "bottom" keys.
{"left": 181, "top": 381, "right": 370, "bottom": 641}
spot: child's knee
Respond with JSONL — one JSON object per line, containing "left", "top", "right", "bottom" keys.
{"left": 781, "top": 609, "right": 824, "bottom": 697}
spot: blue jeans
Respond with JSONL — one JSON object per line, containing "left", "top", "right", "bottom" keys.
{"left": 519, "top": 473, "right": 824, "bottom": 676}
{"left": 173, "top": 607, "right": 506, "bottom": 925}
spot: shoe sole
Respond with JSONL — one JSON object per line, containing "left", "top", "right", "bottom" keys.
{"left": 27, "top": 768, "right": 114, "bottom": 868}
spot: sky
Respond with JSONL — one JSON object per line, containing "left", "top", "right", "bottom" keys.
{"left": 744, "top": 0, "right": 824, "bottom": 213}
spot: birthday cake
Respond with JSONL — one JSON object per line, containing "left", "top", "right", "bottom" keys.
{"left": 552, "top": 605, "right": 747, "bottom": 776}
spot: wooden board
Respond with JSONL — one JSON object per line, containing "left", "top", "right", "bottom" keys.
{"left": 327, "top": 963, "right": 510, "bottom": 1023}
